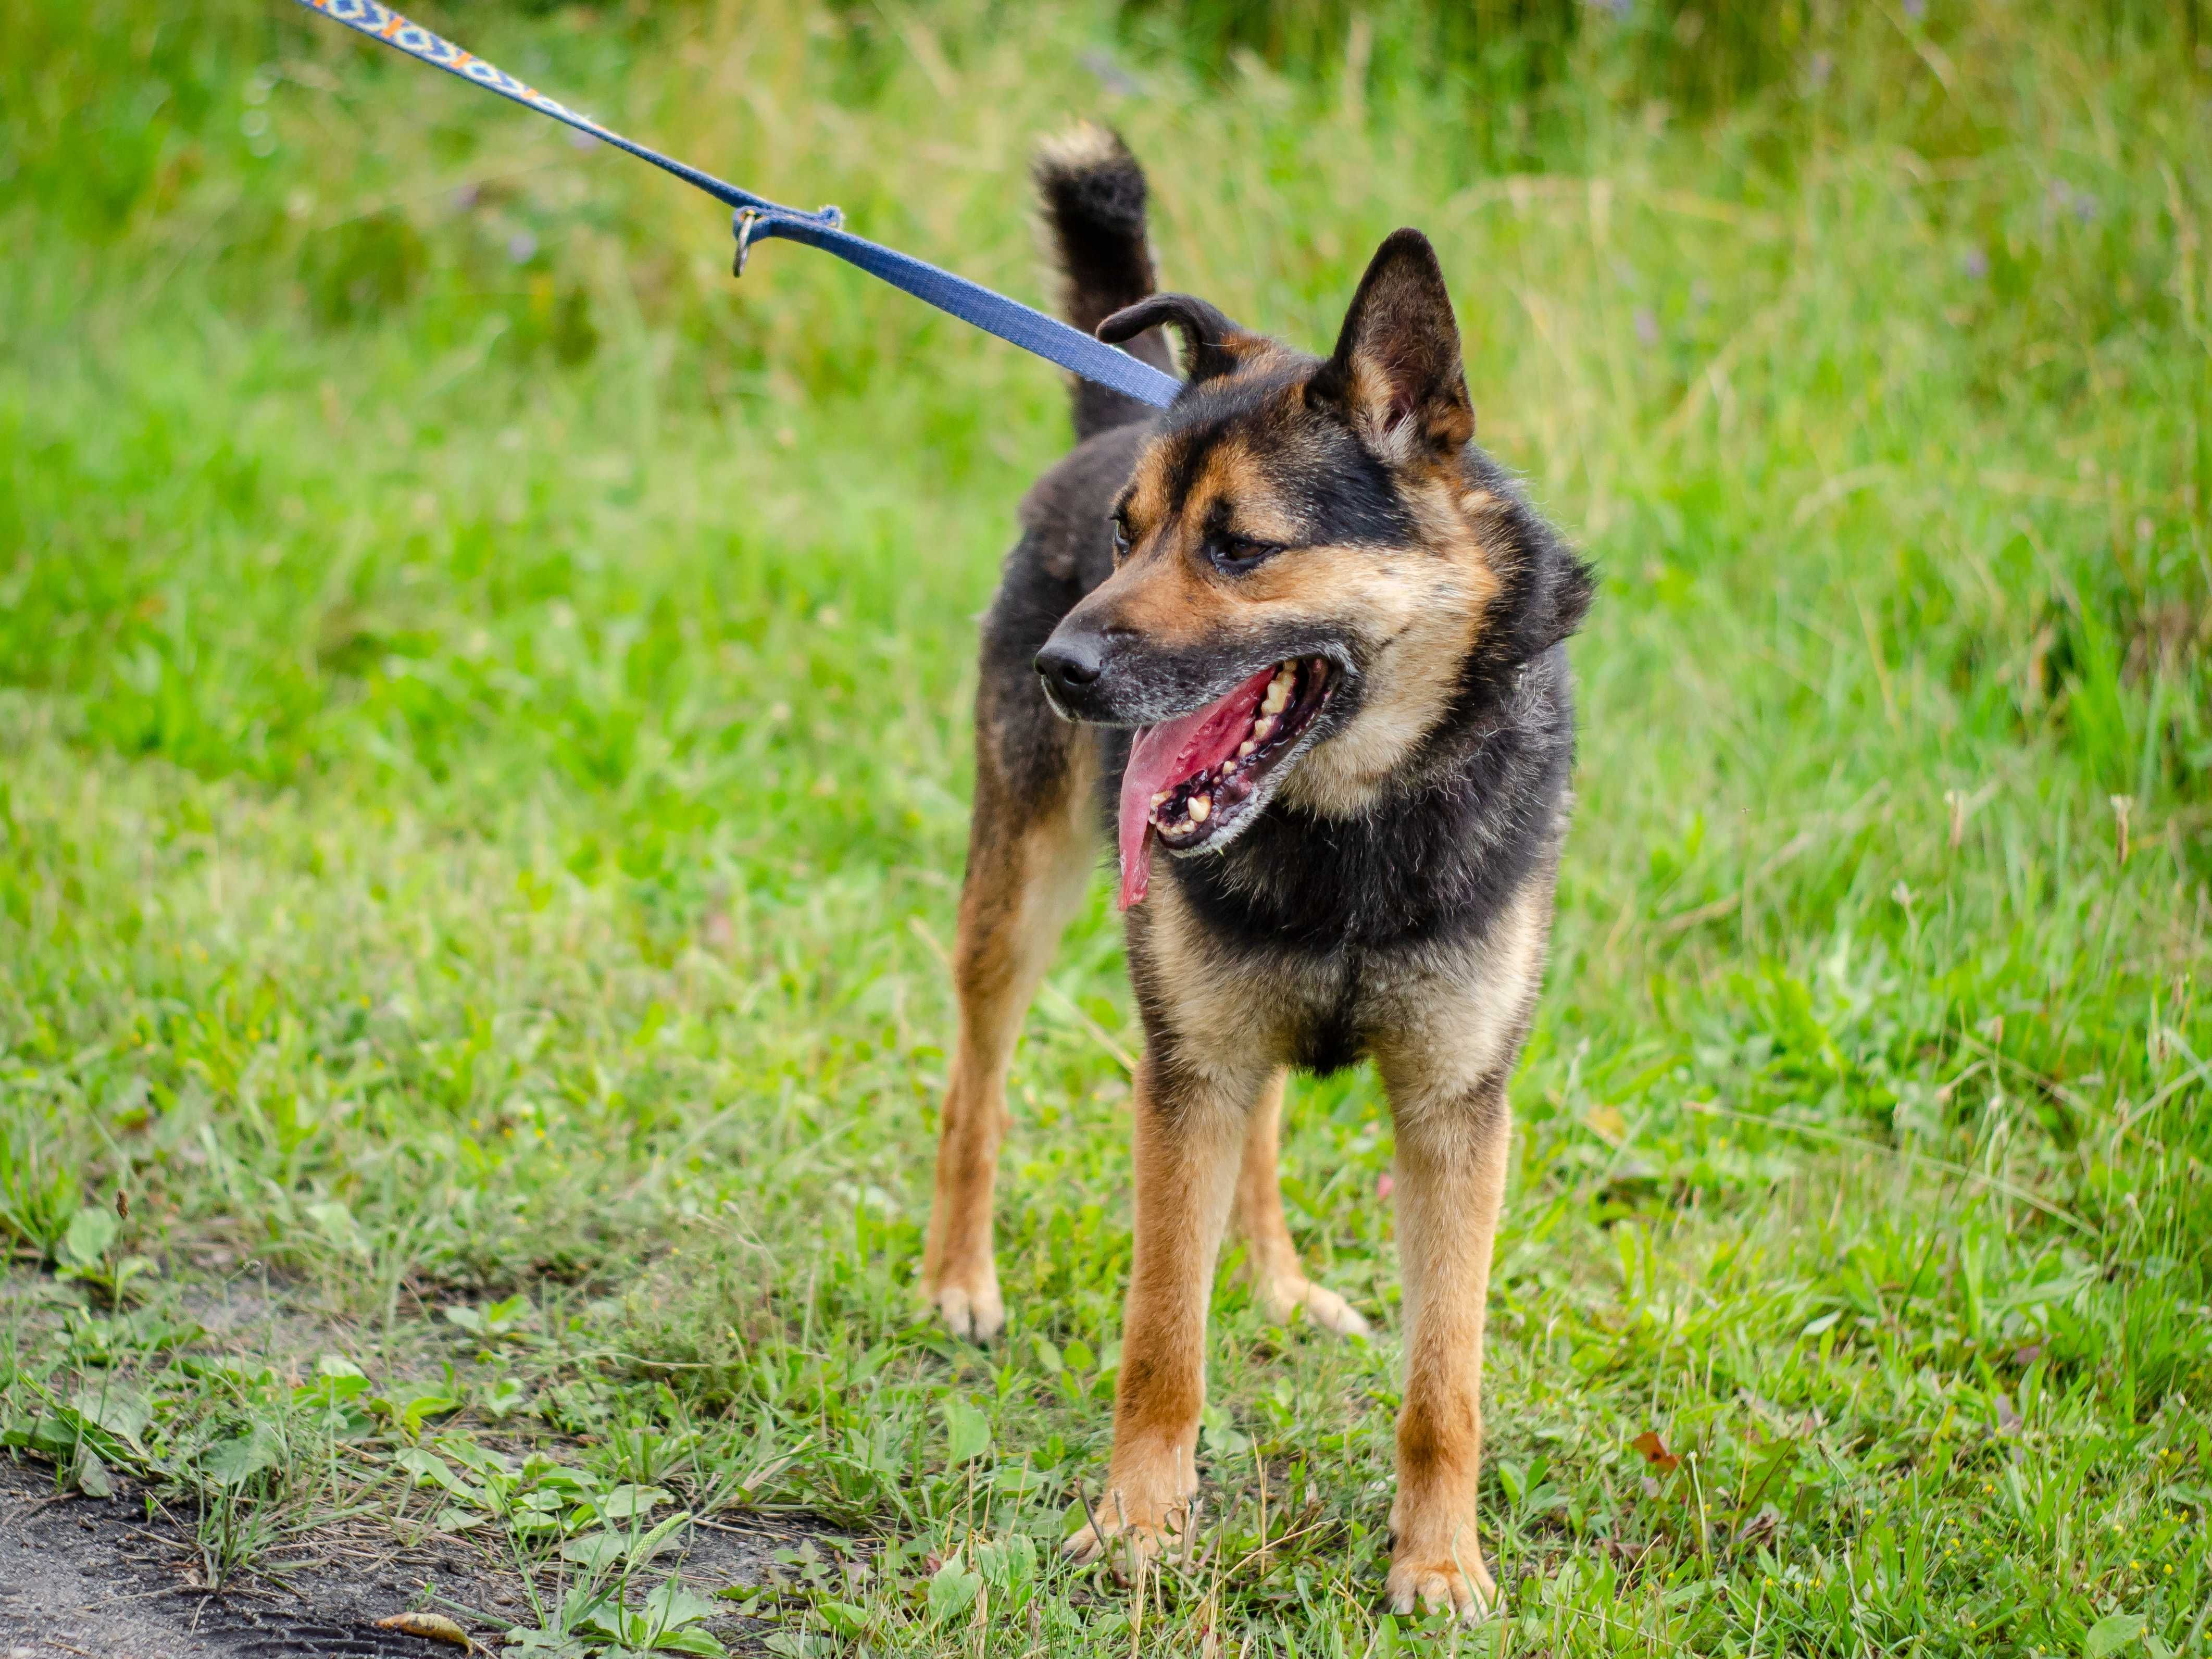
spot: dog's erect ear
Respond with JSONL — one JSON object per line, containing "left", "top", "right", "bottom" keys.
{"left": 1308, "top": 229, "right": 1473, "bottom": 460}
{"left": 1097, "top": 293, "right": 1255, "bottom": 385}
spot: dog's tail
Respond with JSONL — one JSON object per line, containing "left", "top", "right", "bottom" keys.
{"left": 1033, "top": 123, "right": 1176, "bottom": 440}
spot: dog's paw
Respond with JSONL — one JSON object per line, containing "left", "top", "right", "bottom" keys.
{"left": 924, "top": 1264, "right": 1005, "bottom": 1342}
{"left": 1063, "top": 1494, "right": 1193, "bottom": 1579}
{"left": 1255, "top": 1273, "right": 1372, "bottom": 1339}
{"left": 1384, "top": 1550, "right": 1494, "bottom": 1621}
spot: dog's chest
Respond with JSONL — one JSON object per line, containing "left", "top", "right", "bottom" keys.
{"left": 1134, "top": 878, "right": 1549, "bottom": 1087}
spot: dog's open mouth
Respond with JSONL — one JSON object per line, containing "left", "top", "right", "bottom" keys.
{"left": 1116, "top": 656, "right": 1337, "bottom": 907}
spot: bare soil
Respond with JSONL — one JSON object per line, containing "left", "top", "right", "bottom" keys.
{"left": 0, "top": 1456, "right": 799, "bottom": 1658}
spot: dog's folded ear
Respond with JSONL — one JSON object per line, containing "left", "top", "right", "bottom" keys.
{"left": 1097, "top": 293, "right": 1256, "bottom": 386}
{"left": 1308, "top": 229, "right": 1474, "bottom": 461}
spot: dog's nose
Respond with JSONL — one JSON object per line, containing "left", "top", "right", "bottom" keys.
{"left": 1035, "top": 636, "right": 1105, "bottom": 695}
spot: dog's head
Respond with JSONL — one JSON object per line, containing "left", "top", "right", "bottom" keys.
{"left": 1034, "top": 229, "right": 1589, "bottom": 903}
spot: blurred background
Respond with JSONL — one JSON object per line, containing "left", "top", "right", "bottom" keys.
{"left": 2, "top": 1, "right": 2208, "bottom": 1652}
{"left": 6, "top": 1, "right": 2208, "bottom": 852}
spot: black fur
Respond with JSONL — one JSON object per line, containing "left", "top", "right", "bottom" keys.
{"left": 1033, "top": 130, "right": 1177, "bottom": 441}
{"left": 1098, "top": 293, "right": 1249, "bottom": 385}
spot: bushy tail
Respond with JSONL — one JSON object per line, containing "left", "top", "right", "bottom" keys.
{"left": 1033, "top": 123, "right": 1174, "bottom": 439}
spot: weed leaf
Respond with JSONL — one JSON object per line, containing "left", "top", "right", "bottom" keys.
{"left": 202, "top": 1428, "right": 279, "bottom": 1487}
{"left": 504, "top": 1630, "right": 585, "bottom": 1657}
{"left": 59, "top": 1204, "right": 117, "bottom": 1269}
{"left": 433, "top": 1436, "right": 516, "bottom": 1481}
{"left": 396, "top": 1446, "right": 468, "bottom": 1496}
{"left": 816, "top": 1600, "right": 868, "bottom": 1637}
{"left": 71, "top": 1444, "right": 114, "bottom": 1498}
{"left": 371, "top": 1383, "right": 462, "bottom": 1435}
{"left": 70, "top": 1386, "right": 149, "bottom": 1450}
{"left": 601, "top": 1482, "right": 672, "bottom": 1520}
{"left": 641, "top": 1573, "right": 717, "bottom": 1632}
{"left": 928, "top": 1556, "right": 983, "bottom": 1625}
{"left": 304, "top": 1199, "right": 370, "bottom": 1258}
{"left": 559, "top": 1530, "right": 629, "bottom": 1574}
{"left": 2085, "top": 1614, "right": 2147, "bottom": 1658}
{"left": 940, "top": 1396, "right": 990, "bottom": 1466}
{"left": 649, "top": 1633, "right": 728, "bottom": 1657}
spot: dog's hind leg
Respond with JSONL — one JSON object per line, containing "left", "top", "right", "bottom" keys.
{"left": 921, "top": 737, "right": 1096, "bottom": 1342}
{"left": 1232, "top": 1071, "right": 1371, "bottom": 1337}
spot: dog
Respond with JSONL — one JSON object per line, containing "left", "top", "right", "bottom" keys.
{"left": 917, "top": 124, "right": 1591, "bottom": 1618}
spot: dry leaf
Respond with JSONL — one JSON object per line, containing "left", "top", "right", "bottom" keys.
{"left": 1631, "top": 1430, "right": 1681, "bottom": 1472}
{"left": 375, "top": 1612, "right": 474, "bottom": 1652}
{"left": 1993, "top": 1392, "right": 2023, "bottom": 1435}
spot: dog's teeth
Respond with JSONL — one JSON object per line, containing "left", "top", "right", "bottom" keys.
{"left": 1188, "top": 794, "right": 1210, "bottom": 823}
{"left": 1252, "top": 715, "right": 1277, "bottom": 743}
{"left": 1151, "top": 791, "right": 1169, "bottom": 807}
{"left": 1261, "top": 683, "right": 1289, "bottom": 716}
{"left": 1237, "top": 740, "right": 1256, "bottom": 758}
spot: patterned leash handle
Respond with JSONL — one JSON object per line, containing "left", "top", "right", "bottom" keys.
{"left": 290, "top": 0, "right": 1183, "bottom": 410}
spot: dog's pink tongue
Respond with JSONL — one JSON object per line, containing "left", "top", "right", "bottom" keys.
{"left": 1116, "top": 666, "right": 1275, "bottom": 909}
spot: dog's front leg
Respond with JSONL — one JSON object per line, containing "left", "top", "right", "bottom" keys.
{"left": 1380, "top": 1074, "right": 1510, "bottom": 1619}
{"left": 1065, "top": 1049, "right": 1255, "bottom": 1573}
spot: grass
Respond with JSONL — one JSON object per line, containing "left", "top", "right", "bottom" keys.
{"left": 3, "top": 0, "right": 2210, "bottom": 1652}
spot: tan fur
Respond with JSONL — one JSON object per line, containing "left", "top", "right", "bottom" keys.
{"left": 945, "top": 483, "right": 1557, "bottom": 1616}
{"left": 1282, "top": 484, "right": 1504, "bottom": 817}
{"left": 1121, "top": 443, "right": 1176, "bottom": 535}
{"left": 1366, "top": 883, "right": 1551, "bottom": 1614}
{"left": 1084, "top": 523, "right": 1220, "bottom": 645}
{"left": 1072, "top": 864, "right": 1554, "bottom": 1614}
{"left": 957, "top": 400, "right": 1549, "bottom": 1613}
{"left": 1376, "top": 1077, "right": 1510, "bottom": 1616}
{"left": 1065, "top": 1049, "right": 1261, "bottom": 1569}
{"left": 1032, "top": 119, "right": 1124, "bottom": 177}
{"left": 920, "top": 734, "right": 1098, "bottom": 1340}
{"left": 1366, "top": 880, "right": 1552, "bottom": 1113}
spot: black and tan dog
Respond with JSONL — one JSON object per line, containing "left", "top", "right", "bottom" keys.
{"left": 918, "top": 125, "right": 1590, "bottom": 1618}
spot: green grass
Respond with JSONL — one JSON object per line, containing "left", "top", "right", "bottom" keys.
{"left": 3, "top": 0, "right": 2210, "bottom": 1652}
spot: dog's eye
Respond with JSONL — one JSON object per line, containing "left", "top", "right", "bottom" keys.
{"left": 1210, "top": 533, "right": 1282, "bottom": 571}
{"left": 1110, "top": 517, "right": 1132, "bottom": 561}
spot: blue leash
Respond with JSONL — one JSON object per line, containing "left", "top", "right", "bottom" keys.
{"left": 289, "top": 0, "right": 1182, "bottom": 411}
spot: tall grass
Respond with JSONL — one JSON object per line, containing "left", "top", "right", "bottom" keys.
{"left": 4, "top": 0, "right": 2207, "bottom": 806}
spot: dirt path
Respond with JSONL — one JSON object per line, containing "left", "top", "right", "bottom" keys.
{"left": 1, "top": 1457, "right": 793, "bottom": 1657}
